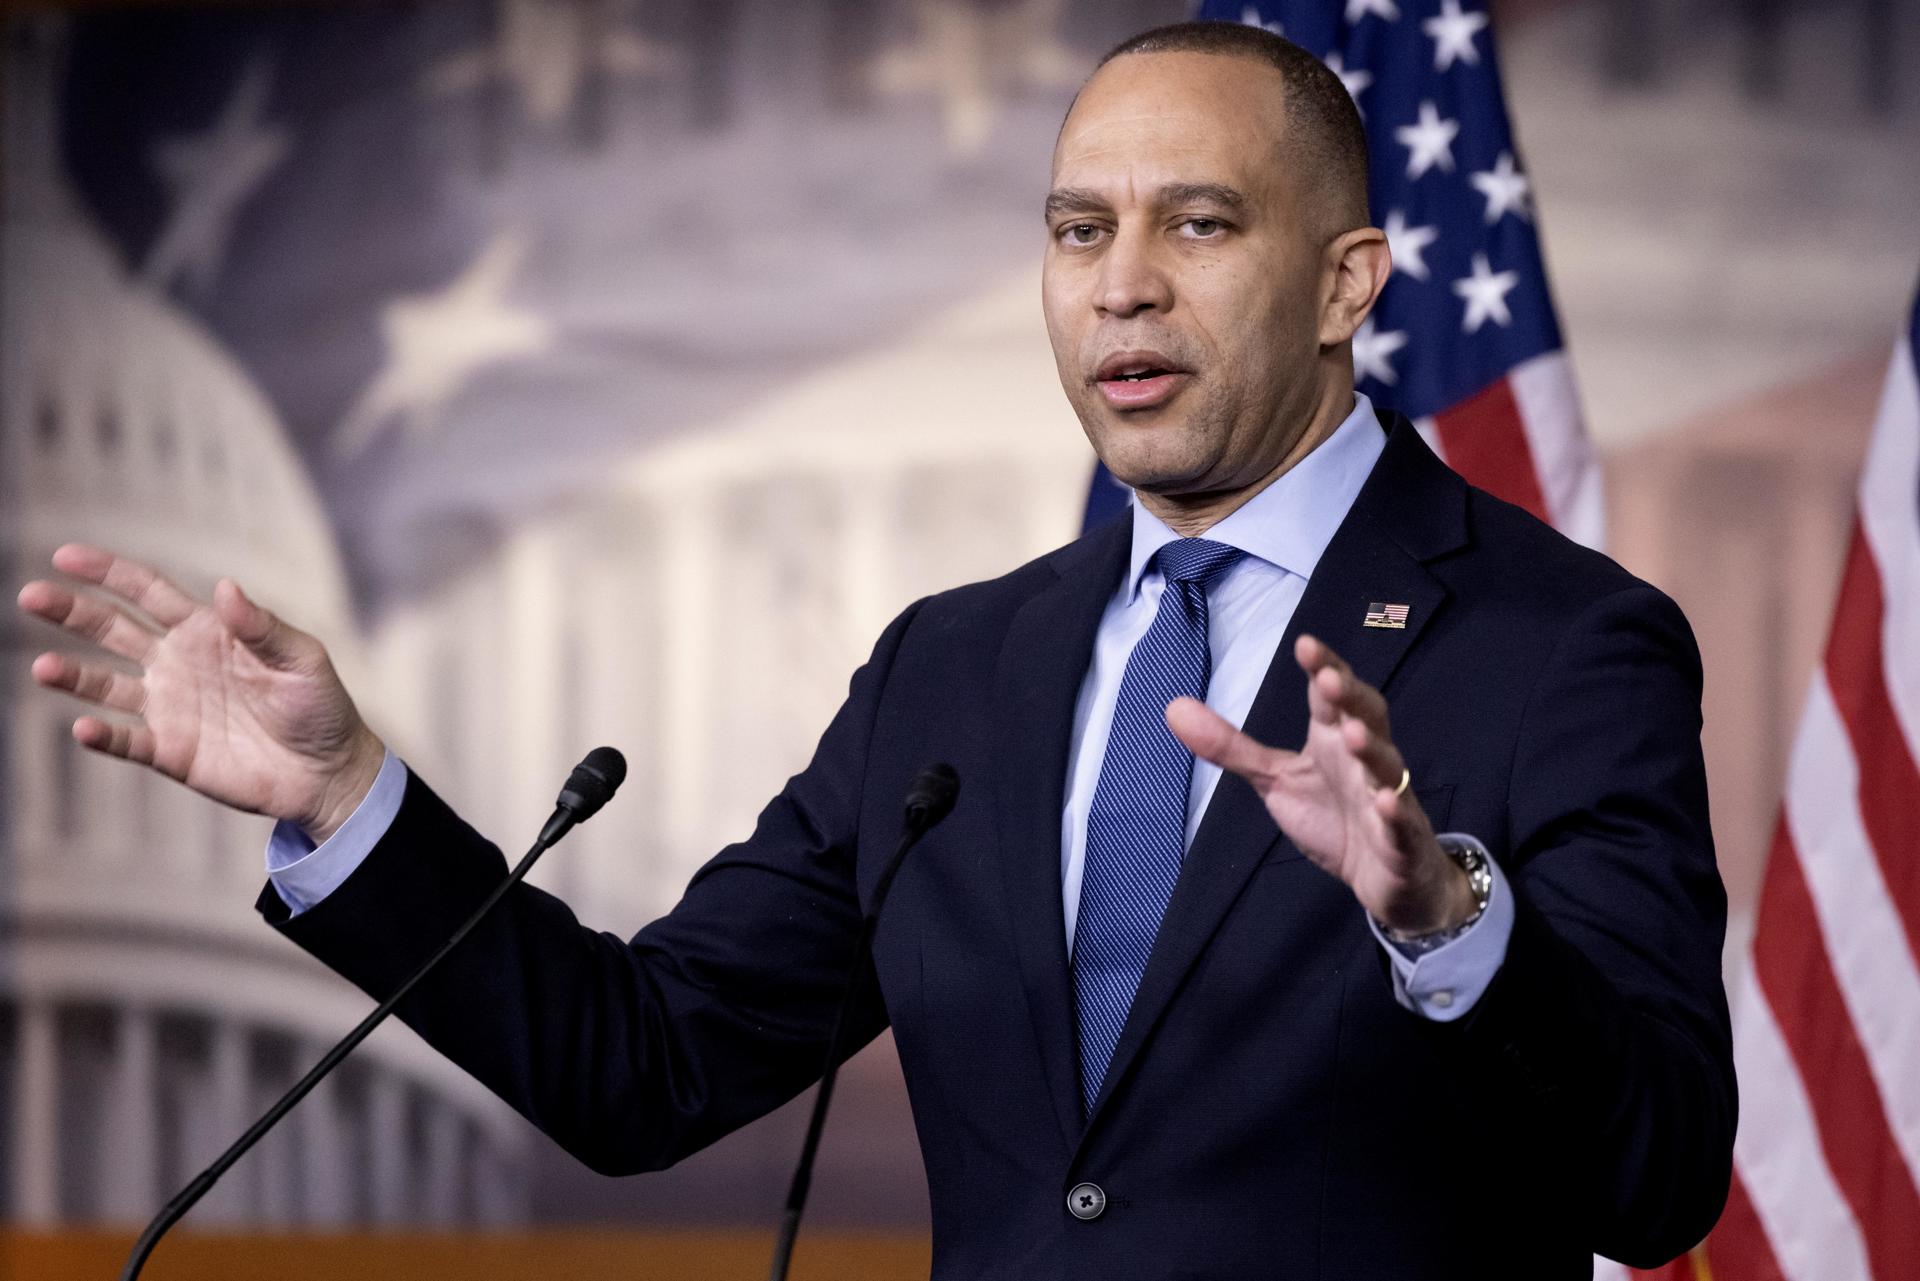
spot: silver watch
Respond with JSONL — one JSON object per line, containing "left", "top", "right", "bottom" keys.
{"left": 1380, "top": 835, "right": 1493, "bottom": 957}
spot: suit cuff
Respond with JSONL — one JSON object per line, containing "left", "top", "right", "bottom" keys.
{"left": 1367, "top": 834, "right": 1514, "bottom": 1022}
{"left": 265, "top": 748, "right": 407, "bottom": 916}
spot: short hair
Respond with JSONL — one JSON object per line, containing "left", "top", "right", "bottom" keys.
{"left": 1091, "top": 22, "right": 1371, "bottom": 233}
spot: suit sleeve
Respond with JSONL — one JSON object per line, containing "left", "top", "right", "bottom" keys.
{"left": 257, "top": 598, "right": 927, "bottom": 1176}
{"left": 1423, "top": 583, "right": 1736, "bottom": 1267}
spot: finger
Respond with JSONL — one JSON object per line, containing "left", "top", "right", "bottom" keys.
{"left": 16, "top": 580, "right": 159, "bottom": 664}
{"left": 91, "top": 552, "right": 200, "bottom": 628}
{"left": 72, "top": 714, "right": 156, "bottom": 766}
{"left": 31, "top": 652, "right": 147, "bottom": 716}
{"left": 1340, "top": 712, "right": 1407, "bottom": 793}
{"left": 1166, "top": 696, "right": 1290, "bottom": 787}
{"left": 1299, "top": 636, "right": 1390, "bottom": 734}
{"left": 46, "top": 544, "right": 195, "bottom": 626}
{"left": 1298, "top": 635, "right": 1347, "bottom": 726}
{"left": 1321, "top": 665, "right": 1389, "bottom": 735}
{"left": 47, "top": 543, "right": 121, "bottom": 584}
{"left": 214, "top": 578, "right": 310, "bottom": 670}
{"left": 1294, "top": 633, "right": 1350, "bottom": 679}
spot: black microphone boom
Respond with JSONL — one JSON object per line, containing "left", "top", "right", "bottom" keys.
{"left": 119, "top": 747, "right": 628, "bottom": 1281}
{"left": 768, "top": 763, "right": 961, "bottom": 1281}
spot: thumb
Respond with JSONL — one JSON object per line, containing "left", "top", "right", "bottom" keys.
{"left": 215, "top": 578, "right": 307, "bottom": 668}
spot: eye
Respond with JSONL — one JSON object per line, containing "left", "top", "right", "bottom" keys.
{"left": 1180, "top": 217, "right": 1226, "bottom": 239}
{"left": 1057, "top": 222, "right": 1105, "bottom": 248}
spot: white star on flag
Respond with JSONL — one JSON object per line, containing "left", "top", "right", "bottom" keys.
{"left": 141, "top": 57, "right": 291, "bottom": 296}
{"left": 1394, "top": 100, "right": 1459, "bottom": 179}
{"left": 333, "top": 229, "right": 555, "bottom": 458}
{"left": 1382, "top": 209, "right": 1439, "bottom": 281}
{"left": 1241, "top": 6, "right": 1284, "bottom": 35}
{"left": 1470, "top": 150, "right": 1532, "bottom": 223}
{"left": 1424, "top": 0, "right": 1490, "bottom": 72}
{"left": 1452, "top": 252, "right": 1520, "bottom": 333}
{"left": 1345, "top": 0, "right": 1400, "bottom": 23}
{"left": 871, "top": 0, "right": 1080, "bottom": 158}
{"left": 1323, "top": 51, "right": 1372, "bottom": 108}
{"left": 425, "top": 0, "right": 679, "bottom": 128}
{"left": 1351, "top": 317, "right": 1409, "bottom": 385}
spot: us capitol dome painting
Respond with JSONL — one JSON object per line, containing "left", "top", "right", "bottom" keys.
{"left": 0, "top": 24, "right": 527, "bottom": 1229}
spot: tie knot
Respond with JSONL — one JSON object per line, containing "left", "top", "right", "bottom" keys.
{"left": 1154, "top": 538, "right": 1244, "bottom": 586}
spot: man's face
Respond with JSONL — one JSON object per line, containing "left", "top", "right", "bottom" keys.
{"left": 1043, "top": 52, "right": 1335, "bottom": 501}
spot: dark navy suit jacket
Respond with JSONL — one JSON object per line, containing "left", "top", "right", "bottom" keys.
{"left": 263, "top": 409, "right": 1736, "bottom": 1279}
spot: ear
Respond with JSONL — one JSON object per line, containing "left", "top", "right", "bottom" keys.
{"left": 1318, "top": 226, "right": 1392, "bottom": 347}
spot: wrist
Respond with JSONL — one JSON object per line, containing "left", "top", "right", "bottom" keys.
{"left": 1379, "top": 838, "right": 1490, "bottom": 940}
{"left": 304, "top": 727, "right": 386, "bottom": 845}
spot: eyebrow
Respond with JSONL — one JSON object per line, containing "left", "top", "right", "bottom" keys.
{"left": 1043, "top": 182, "right": 1250, "bottom": 221}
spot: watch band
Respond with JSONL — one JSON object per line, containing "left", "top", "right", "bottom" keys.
{"left": 1378, "top": 835, "right": 1493, "bottom": 957}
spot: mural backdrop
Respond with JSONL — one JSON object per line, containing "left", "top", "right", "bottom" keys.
{"left": 2, "top": 0, "right": 1916, "bottom": 1269}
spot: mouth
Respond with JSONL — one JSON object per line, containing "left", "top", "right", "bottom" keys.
{"left": 1093, "top": 350, "right": 1192, "bottom": 411}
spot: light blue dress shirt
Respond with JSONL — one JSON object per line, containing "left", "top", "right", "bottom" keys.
{"left": 268, "top": 392, "right": 1511, "bottom": 1020}
{"left": 1058, "top": 392, "right": 1510, "bottom": 1020}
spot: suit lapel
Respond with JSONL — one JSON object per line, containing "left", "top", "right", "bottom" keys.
{"left": 990, "top": 511, "right": 1132, "bottom": 1153}
{"left": 1080, "top": 413, "right": 1468, "bottom": 1131}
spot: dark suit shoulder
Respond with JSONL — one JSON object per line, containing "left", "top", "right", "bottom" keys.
{"left": 1449, "top": 479, "right": 1675, "bottom": 632}
{"left": 908, "top": 511, "right": 1129, "bottom": 635}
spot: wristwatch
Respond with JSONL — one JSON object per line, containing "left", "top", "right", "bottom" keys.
{"left": 1379, "top": 835, "right": 1494, "bottom": 957}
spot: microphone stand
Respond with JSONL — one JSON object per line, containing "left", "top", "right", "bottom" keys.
{"left": 768, "top": 764, "right": 959, "bottom": 1281}
{"left": 119, "top": 748, "right": 625, "bottom": 1281}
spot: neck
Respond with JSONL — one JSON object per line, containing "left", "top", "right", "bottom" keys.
{"left": 1138, "top": 386, "right": 1359, "bottom": 538}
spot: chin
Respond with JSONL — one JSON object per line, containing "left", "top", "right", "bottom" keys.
{"left": 1086, "top": 430, "right": 1209, "bottom": 492}
{"left": 1098, "top": 457, "right": 1216, "bottom": 498}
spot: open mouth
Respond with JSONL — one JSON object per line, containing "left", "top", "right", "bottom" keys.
{"left": 1095, "top": 352, "right": 1191, "bottom": 409}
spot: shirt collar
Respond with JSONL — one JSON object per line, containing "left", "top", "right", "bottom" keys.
{"left": 1123, "top": 391, "right": 1387, "bottom": 601}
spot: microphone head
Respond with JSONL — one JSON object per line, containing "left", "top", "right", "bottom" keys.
{"left": 558, "top": 746, "right": 627, "bottom": 822}
{"left": 903, "top": 763, "right": 961, "bottom": 830}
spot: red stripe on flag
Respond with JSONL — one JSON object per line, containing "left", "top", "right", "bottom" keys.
{"left": 1822, "top": 522, "right": 1920, "bottom": 960}
{"left": 1431, "top": 375, "right": 1551, "bottom": 522}
{"left": 1753, "top": 821, "right": 1920, "bottom": 1278}
{"left": 1701, "top": 1168, "right": 1788, "bottom": 1281}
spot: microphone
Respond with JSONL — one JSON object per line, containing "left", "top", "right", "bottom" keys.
{"left": 902, "top": 761, "right": 960, "bottom": 832}
{"left": 119, "top": 748, "right": 628, "bottom": 1281}
{"left": 539, "top": 745, "right": 629, "bottom": 845}
{"left": 768, "top": 763, "right": 962, "bottom": 1281}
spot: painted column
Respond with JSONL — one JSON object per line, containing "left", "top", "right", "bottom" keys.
{"left": 367, "top": 1069, "right": 413, "bottom": 1227}
{"left": 295, "top": 1040, "right": 351, "bottom": 1226}
{"left": 100, "top": 1005, "right": 158, "bottom": 1224}
{"left": 9, "top": 997, "right": 60, "bottom": 1225}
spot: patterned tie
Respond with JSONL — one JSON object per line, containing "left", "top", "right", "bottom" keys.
{"left": 1073, "top": 537, "right": 1245, "bottom": 1115}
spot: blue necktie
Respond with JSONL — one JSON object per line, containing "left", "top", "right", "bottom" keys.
{"left": 1073, "top": 537, "right": 1245, "bottom": 1115}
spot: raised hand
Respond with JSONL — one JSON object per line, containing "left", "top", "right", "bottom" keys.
{"left": 1166, "top": 633, "right": 1475, "bottom": 936}
{"left": 15, "top": 544, "right": 386, "bottom": 843}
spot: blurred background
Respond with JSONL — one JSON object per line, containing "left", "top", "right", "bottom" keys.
{"left": 1, "top": 0, "right": 1916, "bottom": 1275}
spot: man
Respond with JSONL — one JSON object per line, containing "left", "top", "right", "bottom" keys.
{"left": 16, "top": 22, "right": 1733, "bottom": 1278}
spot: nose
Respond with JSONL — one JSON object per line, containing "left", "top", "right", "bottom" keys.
{"left": 1094, "top": 224, "right": 1173, "bottom": 319}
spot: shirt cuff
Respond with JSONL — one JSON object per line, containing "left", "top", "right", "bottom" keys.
{"left": 265, "top": 748, "right": 407, "bottom": 917}
{"left": 1366, "top": 833, "right": 1514, "bottom": 1023}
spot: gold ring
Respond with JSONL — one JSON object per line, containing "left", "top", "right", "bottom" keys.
{"left": 1392, "top": 767, "right": 1411, "bottom": 798}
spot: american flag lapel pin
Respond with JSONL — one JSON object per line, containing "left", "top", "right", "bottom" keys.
{"left": 1364, "top": 602, "right": 1410, "bottom": 630}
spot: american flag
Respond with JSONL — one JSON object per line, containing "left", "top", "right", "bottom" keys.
{"left": 1086, "top": 0, "right": 1602, "bottom": 547}
{"left": 1362, "top": 600, "right": 1410, "bottom": 629}
{"left": 1649, "top": 289, "right": 1920, "bottom": 1281}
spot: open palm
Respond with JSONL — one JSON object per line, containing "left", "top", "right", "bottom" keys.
{"left": 1167, "top": 633, "right": 1471, "bottom": 935}
{"left": 16, "top": 544, "right": 384, "bottom": 838}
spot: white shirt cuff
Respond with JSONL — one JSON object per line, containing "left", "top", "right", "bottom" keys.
{"left": 1366, "top": 833, "right": 1514, "bottom": 1023}
{"left": 265, "top": 748, "right": 407, "bottom": 916}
